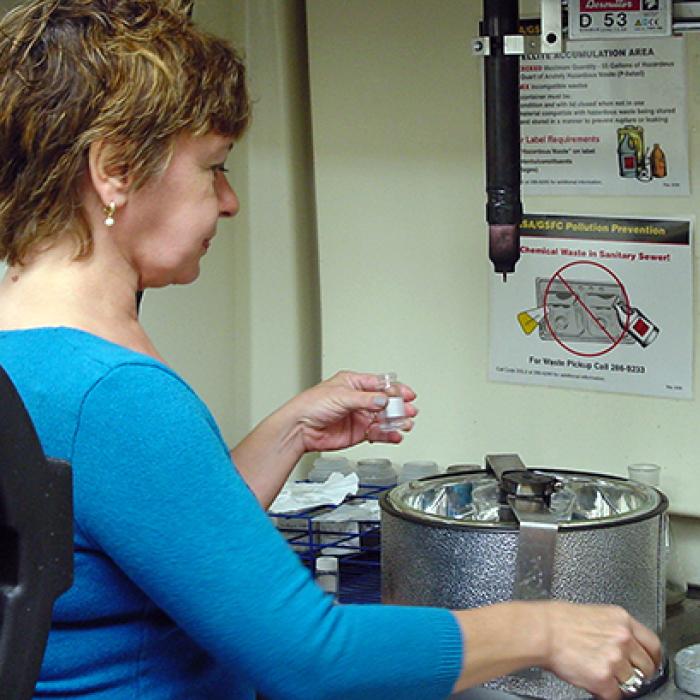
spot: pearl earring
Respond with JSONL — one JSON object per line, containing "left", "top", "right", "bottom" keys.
{"left": 103, "top": 201, "right": 116, "bottom": 227}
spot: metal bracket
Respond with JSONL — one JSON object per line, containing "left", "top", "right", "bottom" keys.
{"left": 540, "top": 0, "right": 563, "bottom": 53}
{"left": 510, "top": 504, "right": 559, "bottom": 682}
{"left": 471, "top": 33, "right": 541, "bottom": 56}
{"left": 485, "top": 453, "right": 528, "bottom": 481}
{"left": 485, "top": 454, "right": 559, "bottom": 600}
{"left": 473, "top": 0, "right": 564, "bottom": 56}
{"left": 510, "top": 506, "right": 559, "bottom": 600}
{"left": 471, "top": 36, "right": 490, "bottom": 56}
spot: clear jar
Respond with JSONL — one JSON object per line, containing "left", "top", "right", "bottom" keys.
{"left": 445, "top": 463, "right": 480, "bottom": 474}
{"left": 399, "top": 460, "right": 439, "bottom": 484}
{"left": 627, "top": 463, "right": 687, "bottom": 607}
{"left": 377, "top": 372, "right": 408, "bottom": 432}
{"left": 356, "top": 458, "right": 397, "bottom": 487}
{"left": 307, "top": 455, "right": 354, "bottom": 482}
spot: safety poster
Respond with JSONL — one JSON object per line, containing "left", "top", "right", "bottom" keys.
{"left": 520, "top": 35, "right": 688, "bottom": 196}
{"left": 489, "top": 214, "right": 693, "bottom": 399}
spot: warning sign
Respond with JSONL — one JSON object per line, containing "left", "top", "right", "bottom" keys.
{"left": 540, "top": 261, "right": 630, "bottom": 357}
{"left": 489, "top": 214, "right": 693, "bottom": 398}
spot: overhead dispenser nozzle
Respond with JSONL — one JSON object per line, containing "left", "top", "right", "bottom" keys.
{"left": 475, "top": 0, "right": 564, "bottom": 279}
{"left": 482, "top": 0, "right": 522, "bottom": 280}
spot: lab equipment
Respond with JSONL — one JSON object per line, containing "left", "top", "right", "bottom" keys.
{"left": 376, "top": 373, "right": 408, "bottom": 432}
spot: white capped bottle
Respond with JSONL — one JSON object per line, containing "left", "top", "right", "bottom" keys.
{"left": 377, "top": 372, "right": 407, "bottom": 431}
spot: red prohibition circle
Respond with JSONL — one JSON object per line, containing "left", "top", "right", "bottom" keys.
{"left": 542, "top": 260, "right": 630, "bottom": 358}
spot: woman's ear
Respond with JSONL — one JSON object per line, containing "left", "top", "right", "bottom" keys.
{"left": 87, "top": 141, "right": 132, "bottom": 209}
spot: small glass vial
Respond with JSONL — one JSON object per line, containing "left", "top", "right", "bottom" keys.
{"left": 627, "top": 463, "right": 687, "bottom": 608}
{"left": 377, "top": 372, "right": 407, "bottom": 431}
{"left": 399, "top": 460, "right": 438, "bottom": 484}
{"left": 307, "top": 455, "right": 354, "bottom": 482}
{"left": 356, "top": 458, "right": 397, "bottom": 487}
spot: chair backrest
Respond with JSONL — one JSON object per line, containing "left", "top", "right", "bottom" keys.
{"left": 0, "top": 366, "right": 73, "bottom": 700}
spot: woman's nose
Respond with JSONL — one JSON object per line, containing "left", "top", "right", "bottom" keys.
{"left": 217, "top": 173, "right": 240, "bottom": 218}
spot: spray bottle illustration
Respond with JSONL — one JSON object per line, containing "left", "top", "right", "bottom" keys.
{"left": 613, "top": 299, "right": 660, "bottom": 348}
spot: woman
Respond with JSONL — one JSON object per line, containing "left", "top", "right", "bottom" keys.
{"left": 0, "top": 2, "right": 660, "bottom": 699}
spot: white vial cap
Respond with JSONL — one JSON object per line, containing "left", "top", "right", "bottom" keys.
{"left": 315, "top": 556, "right": 339, "bottom": 595}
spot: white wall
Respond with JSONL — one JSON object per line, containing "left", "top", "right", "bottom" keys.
{"left": 306, "top": 1, "right": 700, "bottom": 580}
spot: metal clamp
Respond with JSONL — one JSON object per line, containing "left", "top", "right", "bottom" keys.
{"left": 471, "top": 33, "right": 542, "bottom": 56}
{"left": 485, "top": 453, "right": 560, "bottom": 682}
{"left": 510, "top": 505, "right": 559, "bottom": 601}
{"left": 540, "top": 0, "right": 563, "bottom": 53}
{"left": 485, "top": 454, "right": 560, "bottom": 600}
{"left": 473, "top": 0, "right": 563, "bottom": 56}
{"left": 510, "top": 503, "right": 559, "bottom": 682}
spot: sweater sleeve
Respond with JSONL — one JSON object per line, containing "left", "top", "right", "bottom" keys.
{"left": 71, "top": 364, "right": 462, "bottom": 700}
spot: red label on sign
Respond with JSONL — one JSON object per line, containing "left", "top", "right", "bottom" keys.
{"left": 580, "top": 0, "right": 640, "bottom": 10}
{"left": 633, "top": 318, "right": 650, "bottom": 336}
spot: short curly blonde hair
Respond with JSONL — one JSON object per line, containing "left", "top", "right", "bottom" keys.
{"left": 0, "top": 0, "right": 250, "bottom": 265}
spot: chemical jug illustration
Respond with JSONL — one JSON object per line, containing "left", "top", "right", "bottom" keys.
{"left": 617, "top": 125, "right": 644, "bottom": 178}
{"left": 651, "top": 144, "right": 667, "bottom": 178}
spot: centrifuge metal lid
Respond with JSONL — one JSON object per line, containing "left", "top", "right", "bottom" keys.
{"left": 381, "top": 469, "right": 667, "bottom": 531}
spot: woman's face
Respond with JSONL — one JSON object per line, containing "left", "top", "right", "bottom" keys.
{"left": 115, "top": 131, "right": 239, "bottom": 288}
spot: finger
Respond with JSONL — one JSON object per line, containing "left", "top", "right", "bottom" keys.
{"left": 624, "top": 648, "right": 658, "bottom": 684}
{"left": 395, "top": 382, "right": 417, "bottom": 402}
{"left": 629, "top": 618, "right": 662, "bottom": 670}
{"left": 328, "top": 387, "right": 390, "bottom": 414}
{"left": 610, "top": 625, "right": 659, "bottom": 697}
{"left": 338, "top": 386, "right": 418, "bottom": 418}
{"left": 627, "top": 644, "right": 657, "bottom": 680}
{"left": 603, "top": 622, "right": 653, "bottom": 685}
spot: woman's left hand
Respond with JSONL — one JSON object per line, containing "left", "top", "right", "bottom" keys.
{"left": 289, "top": 371, "right": 418, "bottom": 454}
{"left": 233, "top": 371, "right": 417, "bottom": 507}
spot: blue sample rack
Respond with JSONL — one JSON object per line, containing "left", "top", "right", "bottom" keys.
{"left": 269, "top": 484, "right": 390, "bottom": 604}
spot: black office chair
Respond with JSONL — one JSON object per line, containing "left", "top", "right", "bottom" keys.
{"left": 0, "top": 366, "right": 73, "bottom": 700}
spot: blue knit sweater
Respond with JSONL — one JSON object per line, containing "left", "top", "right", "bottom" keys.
{"left": 0, "top": 327, "right": 462, "bottom": 699}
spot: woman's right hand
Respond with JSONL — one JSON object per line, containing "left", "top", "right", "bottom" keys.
{"left": 450, "top": 600, "right": 662, "bottom": 699}
{"left": 540, "top": 601, "right": 661, "bottom": 699}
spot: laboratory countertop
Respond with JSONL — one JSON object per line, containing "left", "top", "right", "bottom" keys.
{"left": 451, "top": 594, "right": 700, "bottom": 700}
